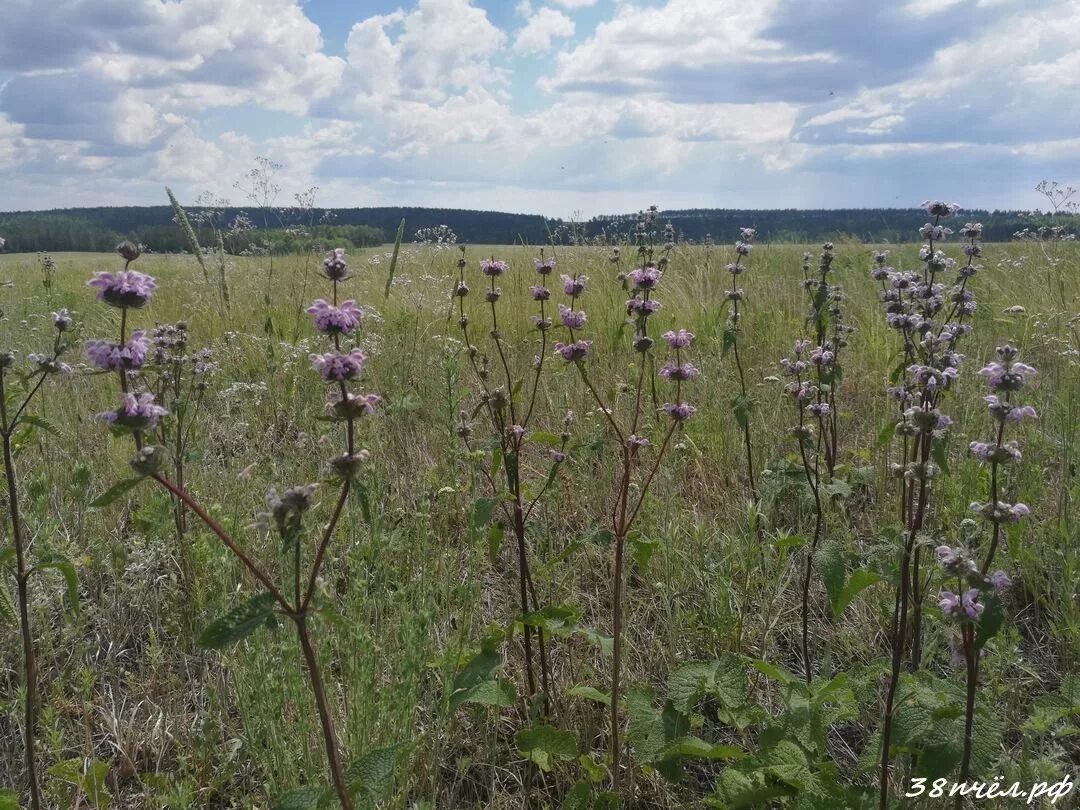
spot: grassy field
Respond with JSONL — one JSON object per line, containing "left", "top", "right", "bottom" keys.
{"left": 0, "top": 236, "right": 1078, "bottom": 808}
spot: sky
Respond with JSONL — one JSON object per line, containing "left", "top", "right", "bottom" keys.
{"left": 0, "top": 0, "right": 1078, "bottom": 218}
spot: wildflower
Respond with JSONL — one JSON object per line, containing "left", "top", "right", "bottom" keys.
{"left": 328, "top": 451, "right": 369, "bottom": 480}
{"left": 627, "top": 266, "right": 661, "bottom": 289}
{"left": 533, "top": 257, "right": 556, "bottom": 275}
{"left": 968, "top": 441, "right": 1021, "bottom": 464}
{"left": 310, "top": 349, "right": 366, "bottom": 382}
{"left": 480, "top": 259, "right": 508, "bottom": 277}
{"left": 52, "top": 309, "right": 73, "bottom": 332}
{"left": 734, "top": 241, "right": 752, "bottom": 256}
{"left": 626, "top": 298, "right": 661, "bottom": 317}
{"left": 549, "top": 449, "right": 566, "bottom": 463}
{"left": 323, "top": 248, "right": 348, "bottom": 280}
{"left": 266, "top": 483, "right": 319, "bottom": 538}
{"left": 307, "top": 300, "right": 362, "bottom": 335}
{"left": 28, "top": 355, "right": 72, "bottom": 375}
{"left": 663, "top": 402, "right": 696, "bottom": 421}
{"left": 485, "top": 289, "right": 501, "bottom": 303}
{"left": 658, "top": 362, "right": 699, "bottom": 381}
{"left": 558, "top": 305, "right": 587, "bottom": 330}
{"left": 530, "top": 285, "right": 550, "bottom": 301}
{"left": 129, "top": 444, "right": 166, "bottom": 477}
{"left": 662, "top": 329, "right": 694, "bottom": 349}
{"left": 328, "top": 392, "right": 380, "bottom": 420}
{"left": 987, "top": 570, "right": 1011, "bottom": 592}
{"left": 935, "top": 545, "right": 976, "bottom": 577}
{"left": 454, "top": 281, "right": 470, "bottom": 298}
{"left": 938, "top": 588, "right": 983, "bottom": 621}
{"left": 984, "top": 395, "right": 1037, "bottom": 423}
{"left": 85, "top": 330, "right": 150, "bottom": 371}
{"left": 562, "top": 274, "right": 587, "bottom": 296}
{"left": 627, "top": 434, "right": 650, "bottom": 449}
{"left": 116, "top": 241, "right": 143, "bottom": 262}
{"left": 97, "top": 392, "right": 168, "bottom": 430}
{"left": 922, "top": 201, "right": 961, "bottom": 217}
{"left": 88, "top": 270, "right": 157, "bottom": 309}
{"left": 554, "top": 340, "right": 591, "bottom": 362}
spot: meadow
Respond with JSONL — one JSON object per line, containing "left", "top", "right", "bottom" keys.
{"left": 0, "top": 223, "right": 1078, "bottom": 809}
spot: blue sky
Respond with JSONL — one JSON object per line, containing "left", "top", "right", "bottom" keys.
{"left": 0, "top": 0, "right": 1077, "bottom": 216}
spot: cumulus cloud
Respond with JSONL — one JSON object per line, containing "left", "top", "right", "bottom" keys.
{"left": 0, "top": 0, "right": 1077, "bottom": 213}
{"left": 514, "top": 8, "right": 575, "bottom": 54}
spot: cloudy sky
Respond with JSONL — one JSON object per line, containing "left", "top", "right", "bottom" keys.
{"left": 1, "top": 0, "right": 1077, "bottom": 216}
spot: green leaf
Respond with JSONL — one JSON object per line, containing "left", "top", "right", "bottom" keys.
{"left": 383, "top": 218, "right": 406, "bottom": 298}
{"left": 273, "top": 787, "right": 324, "bottom": 810}
{"left": 0, "top": 582, "right": 16, "bottom": 627}
{"left": 48, "top": 757, "right": 111, "bottom": 809}
{"left": 35, "top": 553, "right": 79, "bottom": 614}
{"left": 975, "top": 594, "right": 1005, "bottom": 651}
{"left": 90, "top": 477, "right": 145, "bottom": 508}
{"left": 661, "top": 736, "right": 743, "bottom": 761}
{"left": 566, "top": 685, "right": 611, "bottom": 706}
{"left": 667, "top": 658, "right": 746, "bottom": 714}
{"left": 731, "top": 392, "right": 750, "bottom": 431}
{"left": 528, "top": 431, "right": 563, "bottom": 447}
{"left": 198, "top": 592, "right": 277, "bottom": 649}
{"left": 515, "top": 725, "right": 579, "bottom": 771}
{"left": 721, "top": 328, "right": 738, "bottom": 359}
{"left": 0, "top": 788, "right": 20, "bottom": 810}
{"left": 455, "top": 678, "right": 516, "bottom": 709}
{"left": 763, "top": 740, "right": 812, "bottom": 790}
{"left": 346, "top": 744, "right": 405, "bottom": 804}
{"left": 486, "top": 521, "right": 504, "bottom": 562}
{"left": 931, "top": 435, "right": 950, "bottom": 476}
{"left": 448, "top": 649, "right": 506, "bottom": 710}
{"left": 21, "top": 414, "right": 61, "bottom": 437}
{"left": 575, "top": 626, "right": 613, "bottom": 656}
{"left": 630, "top": 535, "right": 659, "bottom": 572}
{"left": 469, "top": 497, "right": 498, "bottom": 546}
{"left": 751, "top": 659, "right": 798, "bottom": 685}
{"left": 832, "top": 570, "right": 881, "bottom": 618}
{"left": 813, "top": 541, "right": 845, "bottom": 615}
{"left": 876, "top": 421, "right": 897, "bottom": 448}
{"left": 562, "top": 782, "right": 591, "bottom": 810}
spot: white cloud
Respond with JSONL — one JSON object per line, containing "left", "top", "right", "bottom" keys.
{"left": 549, "top": 0, "right": 599, "bottom": 7}
{"left": 514, "top": 8, "right": 576, "bottom": 54}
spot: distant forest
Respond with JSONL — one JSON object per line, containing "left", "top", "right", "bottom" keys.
{"left": 0, "top": 204, "right": 1076, "bottom": 253}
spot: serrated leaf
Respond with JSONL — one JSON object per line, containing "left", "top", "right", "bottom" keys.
{"left": 528, "top": 431, "right": 562, "bottom": 447}
{"left": 832, "top": 570, "right": 881, "bottom": 618}
{"left": 90, "top": 477, "right": 145, "bottom": 508}
{"left": 49, "top": 757, "right": 111, "bottom": 809}
{"left": 575, "top": 626, "right": 613, "bottom": 656}
{"left": 0, "top": 582, "right": 16, "bottom": 627}
{"left": 454, "top": 678, "right": 516, "bottom": 709}
{"left": 486, "top": 521, "right": 504, "bottom": 562}
{"left": 763, "top": 740, "right": 812, "bottom": 790}
{"left": 876, "top": 421, "right": 896, "bottom": 448}
{"left": 630, "top": 535, "right": 658, "bottom": 571}
{"left": 567, "top": 685, "right": 610, "bottom": 705}
{"left": 813, "top": 542, "right": 845, "bottom": 614}
{"left": 661, "top": 736, "right": 744, "bottom": 760}
{"left": 731, "top": 392, "right": 750, "bottom": 431}
{"left": 346, "top": 744, "right": 405, "bottom": 804}
{"left": 20, "top": 414, "right": 61, "bottom": 437}
{"left": 931, "top": 435, "right": 950, "bottom": 476}
{"left": 469, "top": 497, "right": 497, "bottom": 546}
{"left": 448, "top": 649, "right": 505, "bottom": 710}
{"left": 273, "top": 786, "right": 324, "bottom": 810}
{"left": 35, "top": 553, "right": 78, "bottom": 614}
{"left": 516, "top": 725, "right": 579, "bottom": 771}
{"left": 975, "top": 594, "right": 1005, "bottom": 651}
{"left": 198, "top": 592, "right": 277, "bottom": 649}
{"left": 562, "top": 782, "right": 591, "bottom": 810}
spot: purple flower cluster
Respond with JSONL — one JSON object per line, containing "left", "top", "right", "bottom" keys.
{"left": 310, "top": 349, "right": 366, "bottom": 382}
{"left": 322, "top": 248, "right": 348, "bottom": 280}
{"left": 306, "top": 299, "right": 362, "bottom": 335}
{"left": 88, "top": 270, "right": 157, "bottom": 309}
{"left": 480, "top": 258, "right": 508, "bottom": 277}
{"left": 85, "top": 330, "right": 150, "bottom": 371}
{"left": 97, "top": 392, "right": 168, "bottom": 430}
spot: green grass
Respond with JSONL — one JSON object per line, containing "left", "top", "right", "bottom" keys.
{"left": 0, "top": 239, "right": 1078, "bottom": 807}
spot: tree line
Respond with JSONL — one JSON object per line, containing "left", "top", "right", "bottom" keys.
{"left": 0, "top": 205, "right": 1075, "bottom": 253}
